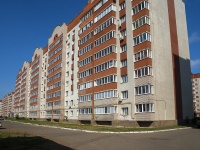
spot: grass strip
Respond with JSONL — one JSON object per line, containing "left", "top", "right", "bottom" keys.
{"left": 5, "top": 118, "right": 187, "bottom": 132}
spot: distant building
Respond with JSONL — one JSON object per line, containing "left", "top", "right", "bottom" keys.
{"left": 14, "top": 62, "right": 30, "bottom": 118}
{"left": 2, "top": 92, "right": 15, "bottom": 117}
{"left": 191, "top": 74, "right": 200, "bottom": 117}
{"left": 0, "top": 100, "right": 2, "bottom": 116}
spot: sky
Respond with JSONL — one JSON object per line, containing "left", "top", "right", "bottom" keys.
{"left": 0, "top": 0, "right": 200, "bottom": 99}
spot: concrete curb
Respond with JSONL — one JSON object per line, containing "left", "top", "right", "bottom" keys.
{"left": 6, "top": 120, "right": 191, "bottom": 134}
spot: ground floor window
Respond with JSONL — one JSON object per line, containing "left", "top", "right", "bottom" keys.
{"left": 136, "top": 103, "right": 154, "bottom": 113}
{"left": 121, "top": 107, "right": 128, "bottom": 116}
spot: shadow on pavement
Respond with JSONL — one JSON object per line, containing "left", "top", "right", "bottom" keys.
{"left": 0, "top": 136, "right": 74, "bottom": 150}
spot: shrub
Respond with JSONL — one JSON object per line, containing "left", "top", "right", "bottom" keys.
{"left": 15, "top": 114, "right": 19, "bottom": 120}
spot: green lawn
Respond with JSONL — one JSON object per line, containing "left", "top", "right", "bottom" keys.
{"left": 5, "top": 118, "right": 188, "bottom": 132}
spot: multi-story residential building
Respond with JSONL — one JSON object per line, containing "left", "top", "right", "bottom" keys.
{"left": 46, "top": 24, "right": 67, "bottom": 120}
{"left": 2, "top": 92, "right": 15, "bottom": 117}
{"left": 75, "top": 0, "right": 193, "bottom": 126}
{"left": 0, "top": 100, "right": 2, "bottom": 116}
{"left": 9, "top": 0, "right": 193, "bottom": 126}
{"left": 192, "top": 74, "right": 200, "bottom": 117}
{"left": 14, "top": 61, "right": 30, "bottom": 118}
{"left": 29, "top": 48, "right": 48, "bottom": 119}
{"left": 40, "top": 46, "right": 48, "bottom": 119}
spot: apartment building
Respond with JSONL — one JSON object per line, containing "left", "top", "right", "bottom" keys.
{"left": 14, "top": 61, "right": 30, "bottom": 117}
{"left": 8, "top": 0, "right": 193, "bottom": 126}
{"left": 0, "top": 100, "right": 2, "bottom": 116}
{"left": 29, "top": 48, "right": 48, "bottom": 119}
{"left": 70, "top": 0, "right": 192, "bottom": 126}
{"left": 191, "top": 74, "right": 200, "bottom": 117}
{"left": 46, "top": 23, "right": 67, "bottom": 120}
{"left": 2, "top": 92, "right": 14, "bottom": 117}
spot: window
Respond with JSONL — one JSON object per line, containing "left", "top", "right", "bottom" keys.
{"left": 95, "top": 31, "right": 115, "bottom": 47}
{"left": 136, "top": 103, "right": 154, "bottom": 113}
{"left": 79, "top": 32, "right": 92, "bottom": 45}
{"left": 134, "top": 49, "right": 152, "bottom": 62}
{"left": 121, "top": 59, "right": 127, "bottom": 67}
{"left": 133, "top": 16, "right": 150, "bottom": 30}
{"left": 71, "top": 111, "right": 73, "bottom": 117}
{"left": 80, "top": 9, "right": 92, "bottom": 22}
{"left": 94, "top": 106, "right": 116, "bottom": 114}
{"left": 67, "top": 52, "right": 70, "bottom": 58}
{"left": 79, "top": 56, "right": 92, "bottom": 67}
{"left": 132, "top": 1, "right": 149, "bottom": 15}
{"left": 94, "top": 90, "right": 118, "bottom": 100}
{"left": 79, "top": 21, "right": 93, "bottom": 34}
{"left": 66, "top": 71, "right": 69, "bottom": 77}
{"left": 94, "top": 0, "right": 108, "bottom": 12}
{"left": 54, "top": 101, "right": 60, "bottom": 106}
{"left": 121, "top": 29, "right": 127, "bottom": 37}
{"left": 94, "top": 5, "right": 116, "bottom": 23}
{"left": 70, "top": 100, "right": 73, "bottom": 106}
{"left": 66, "top": 111, "right": 68, "bottom": 116}
{"left": 135, "top": 85, "right": 153, "bottom": 95}
{"left": 94, "top": 45, "right": 116, "bottom": 60}
{"left": 94, "top": 60, "right": 116, "bottom": 73}
{"left": 79, "top": 68, "right": 93, "bottom": 78}
{"left": 94, "top": 75, "right": 117, "bottom": 86}
{"left": 79, "top": 94, "right": 92, "bottom": 102}
{"left": 121, "top": 44, "right": 127, "bottom": 53}
{"left": 122, "top": 107, "right": 128, "bottom": 115}
{"left": 121, "top": 91, "right": 128, "bottom": 99}
{"left": 67, "top": 43, "right": 70, "bottom": 48}
{"left": 55, "top": 91, "right": 61, "bottom": 97}
{"left": 79, "top": 108, "right": 92, "bottom": 114}
{"left": 121, "top": 75, "right": 128, "bottom": 83}
{"left": 133, "top": 32, "right": 151, "bottom": 46}
{"left": 79, "top": 43, "right": 93, "bottom": 56}
{"left": 66, "top": 101, "right": 68, "bottom": 106}
{"left": 120, "top": 15, "right": 126, "bottom": 24}
{"left": 134, "top": 66, "right": 153, "bottom": 78}
{"left": 78, "top": 81, "right": 93, "bottom": 90}
{"left": 94, "top": 17, "right": 115, "bottom": 35}
{"left": 119, "top": 2, "right": 126, "bottom": 11}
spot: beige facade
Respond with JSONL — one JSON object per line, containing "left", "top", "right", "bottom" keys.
{"left": 46, "top": 23, "right": 67, "bottom": 120}
{"left": 0, "top": 0, "right": 193, "bottom": 126}
{"left": 14, "top": 61, "right": 30, "bottom": 117}
{"left": 29, "top": 48, "right": 45, "bottom": 119}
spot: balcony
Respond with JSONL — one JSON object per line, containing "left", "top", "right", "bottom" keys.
{"left": 45, "top": 114, "right": 61, "bottom": 119}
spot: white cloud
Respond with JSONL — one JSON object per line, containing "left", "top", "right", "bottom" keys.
{"left": 189, "top": 32, "right": 200, "bottom": 44}
{"left": 191, "top": 59, "right": 200, "bottom": 68}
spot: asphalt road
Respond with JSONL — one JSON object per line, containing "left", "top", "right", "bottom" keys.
{"left": 1, "top": 120, "right": 200, "bottom": 150}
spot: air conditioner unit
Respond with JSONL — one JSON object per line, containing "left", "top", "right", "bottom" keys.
{"left": 118, "top": 98, "right": 122, "bottom": 102}
{"left": 117, "top": 20, "right": 121, "bottom": 29}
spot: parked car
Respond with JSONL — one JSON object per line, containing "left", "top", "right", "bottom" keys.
{"left": 0, "top": 116, "right": 4, "bottom": 120}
